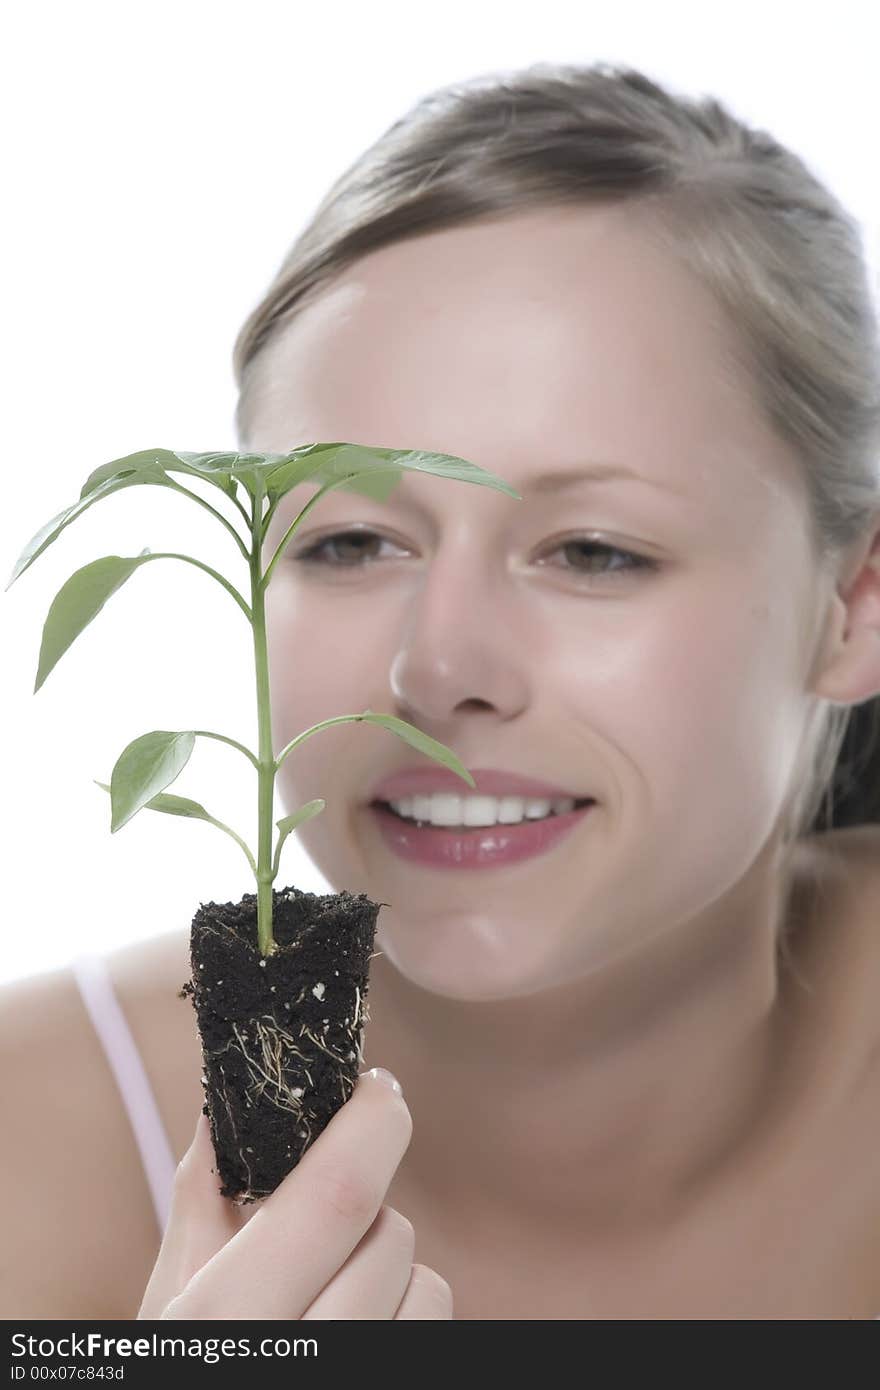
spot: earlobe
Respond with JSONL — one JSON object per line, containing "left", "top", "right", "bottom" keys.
{"left": 810, "top": 598, "right": 851, "bottom": 703}
{"left": 812, "top": 627, "right": 880, "bottom": 704}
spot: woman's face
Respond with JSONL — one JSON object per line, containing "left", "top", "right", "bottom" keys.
{"left": 247, "top": 204, "right": 824, "bottom": 1002}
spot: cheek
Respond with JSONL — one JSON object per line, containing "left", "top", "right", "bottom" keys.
{"left": 266, "top": 580, "right": 376, "bottom": 710}
{"left": 266, "top": 584, "right": 343, "bottom": 763}
{"left": 558, "top": 581, "right": 807, "bottom": 836}
{"left": 265, "top": 581, "right": 395, "bottom": 812}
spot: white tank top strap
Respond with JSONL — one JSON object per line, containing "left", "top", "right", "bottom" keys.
{"left": 70, "top": 952, "right": 177, "bottom": 1235}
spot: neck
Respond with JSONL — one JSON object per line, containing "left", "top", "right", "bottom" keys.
{"left": 361, "top": 833, "right": 811, "bottom": 1242}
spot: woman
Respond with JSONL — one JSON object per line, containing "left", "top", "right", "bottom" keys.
{"left": 3, "top": 60, "right": 880, "bottom": 1320}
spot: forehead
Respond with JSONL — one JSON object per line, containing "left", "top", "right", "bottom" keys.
{"left": 246, "top": 205, "right": 805, "bottom": 517}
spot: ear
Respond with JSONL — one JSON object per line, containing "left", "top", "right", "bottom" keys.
{"left": 811, "top": 521, "right": 880, "bottom": 704}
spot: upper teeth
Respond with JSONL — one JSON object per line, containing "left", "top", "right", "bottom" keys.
{"left": 386, "top": 793, "right": 577, "bottom": 827}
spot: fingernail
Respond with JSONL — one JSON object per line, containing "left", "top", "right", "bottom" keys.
{"left": 360, "top": 1066, "right": 403, "bottom": 1096}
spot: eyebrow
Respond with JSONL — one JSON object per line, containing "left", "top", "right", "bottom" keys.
{"left": 527, "top": 464, "right": 686, "bottom": 498}
{"left": 292, "top": 458, "right": 690, "bottom": 517}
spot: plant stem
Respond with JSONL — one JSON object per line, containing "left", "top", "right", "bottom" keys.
{"left": 250, "top": 487, "right": 277, "bottom": 956}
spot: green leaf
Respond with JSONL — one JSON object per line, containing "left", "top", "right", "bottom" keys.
{"left": 78, "top": 448, "right": 195, "bottom": 499}
{"left": 78, "top": 444, "right": 334, "bottom": 512}
{"left": 94, "top": 779, "right": 214, "bottom": 822}
{"left": 263, "top": 443, "right": 395, "bottom": 504}
{"left": 5, "top": 462, "right": 171, "bottom": 590}
{"left": 34, "top": 549, "right": 152, "bottom": 692}
{"left": 6, "top": 444, "right": 288, "bottom": 592}
{"left": 271, "top": 799, "right": 326, "bottom": 878}
{"left": 354, "top": 710, "right": 477, "bottom": 790}
{"left": 171, "top": 450, "right": 293, "bottom": 504}
{"left": 78, "top": 447, "right": 270, "bottom": 506}
{"left": 264, "top": 442, "right": 523, "bottom": 508}
{"left": 109, "top": 730, "right": 196, "bottom": 833}
{"left": 94, "top": 778, "right": 258, "bottom": 877}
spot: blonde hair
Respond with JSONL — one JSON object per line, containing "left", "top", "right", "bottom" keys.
{"left": 232, "top": 60, "right": 880, "bottom": 842}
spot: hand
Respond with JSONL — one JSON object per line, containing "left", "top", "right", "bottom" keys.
{"left": 137, "top": 1069, "right": 453, "bottom": 1320}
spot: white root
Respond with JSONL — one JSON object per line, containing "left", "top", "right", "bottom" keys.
{"left": 202, "top": 977, "right": 370, "bottom": 1202}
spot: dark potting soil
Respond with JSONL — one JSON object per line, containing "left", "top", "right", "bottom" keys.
{"left": 179, "top": 885, "right": 386, "bottom": 1205}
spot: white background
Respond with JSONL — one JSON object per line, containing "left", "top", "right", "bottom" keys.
{"left": 2, "top": 0, "right": 877, "bottom": 985}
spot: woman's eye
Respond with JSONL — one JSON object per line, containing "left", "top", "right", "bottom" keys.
{"left": 538, "top": 537, "right": 658, "bottom": 581}
{"left": 292, "top": 529, "right": 658, "bottom": 582}
{"left": 293, "top": 529, "right": 403, "bottom": 569}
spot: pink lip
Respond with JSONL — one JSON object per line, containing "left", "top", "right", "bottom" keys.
{"left": 367, "top": 799, "right": 595, "bottom": 869}
{"left": 367, "top": 765, "right": 590, "bottom": 803}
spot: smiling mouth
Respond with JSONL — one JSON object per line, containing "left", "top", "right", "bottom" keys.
{"left": 371, "top": 797, "right": 595, "bottom": 828}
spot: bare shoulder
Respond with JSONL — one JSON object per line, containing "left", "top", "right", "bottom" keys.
{"left": 0, "top": 961, "right": 162, "bottom": 1318}
{"left": 0, "top": 929, "right": 203, "bottom": 1319}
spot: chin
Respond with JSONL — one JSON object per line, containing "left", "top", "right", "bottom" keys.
{"left": 372, "top": 908, "right": 570, "bottom": 1003}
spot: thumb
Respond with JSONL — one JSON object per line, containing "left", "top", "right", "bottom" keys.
{"left": 137, "top": 1111, "right": 245, "bottom": 1319}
